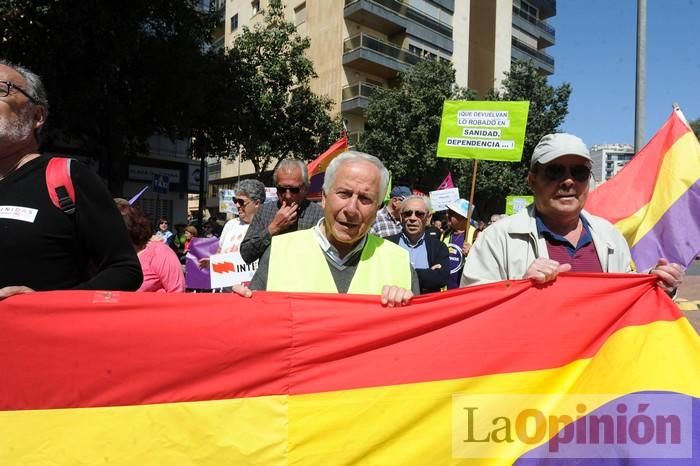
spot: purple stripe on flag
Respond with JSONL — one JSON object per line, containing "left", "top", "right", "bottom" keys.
{"left": 307, "top": 172, "right": 324, "bottom": 195}
{"left": 630, "top": 180, "right": 700, "bottom": 271}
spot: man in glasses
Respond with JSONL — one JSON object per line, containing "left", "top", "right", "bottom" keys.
{"left": 461, "top": 133, "right": 683, "bottom": 293}
{"left": 387, "top": 195, "right": 449, "bottom": 294}
{"left": 240, "top": 159, "right": 323, "bottom": 264}
{"left": 0, "top": 61, "right": 142, "bottom": 298}
{"left": 370, "top": 185, "right": 412, "bottom": 238}
{"left": 244, "top": 151, "right": 418, "bottom": 307}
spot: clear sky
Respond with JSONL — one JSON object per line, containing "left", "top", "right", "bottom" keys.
{"left": 548, "top": 0, "right": 699, "bottom": 147}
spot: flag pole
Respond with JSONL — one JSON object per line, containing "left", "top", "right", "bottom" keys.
{"left": 465, "top": 160, "right": 478, "bottom": 236}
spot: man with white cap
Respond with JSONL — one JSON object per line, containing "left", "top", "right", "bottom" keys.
{"left": 461, "top": 133, "right": 683, "bottom": 292}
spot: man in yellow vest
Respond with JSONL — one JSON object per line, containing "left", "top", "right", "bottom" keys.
{"left": 242, "top": 151, "right": 418, "bottom": 307}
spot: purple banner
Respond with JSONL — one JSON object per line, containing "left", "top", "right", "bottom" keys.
{"left": 184, "top": 237, "right": 219, "bottom": 289}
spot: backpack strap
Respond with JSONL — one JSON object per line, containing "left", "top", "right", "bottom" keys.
{"left": 46, "top": 157, "right": 76, "bottom": 215}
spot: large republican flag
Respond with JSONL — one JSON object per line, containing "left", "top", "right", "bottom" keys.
{"left": 586, "top": 107, "right": 700, "bottom": 271}
{"left": 1, "top": 275, "right": 699, "bottom": 464}
{"left": 306, "top": 134, "right": 348, "bottom": 201}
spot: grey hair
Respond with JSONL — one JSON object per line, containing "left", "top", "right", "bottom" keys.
{"left": 273, "top": 159, "right": 309, "bottom": 186}
{"left": 0, "top": 60, "right": 49, "bottom": 114}
{"left": 322, "top": 151, "right": 390, "bottom": 201}
{"left": 234, "top": 179, "right": 266, "bottom": 204}
{"left": 400, "top": 194, "right": 431, "bottom": 212}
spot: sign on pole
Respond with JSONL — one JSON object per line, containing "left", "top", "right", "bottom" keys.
{"left": 219, "top": 189, "right": 237, "bottom": 214}
{"left": 505, "top": 195, "right": 534, "bottom": 215}
{"left": 428, "top": 188, "right": 460, "bottom": 212}
{"left": 437, "top": 101, "right": 529, "bottom": 162}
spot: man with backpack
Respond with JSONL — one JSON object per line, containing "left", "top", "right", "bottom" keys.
{"left": 0, "top": 60, "right": 142, "bottom": 298}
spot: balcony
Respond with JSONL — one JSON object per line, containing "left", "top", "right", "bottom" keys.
{"left": 512, "top": 5, "right": 555, "bottom": 47}
{"left": 341, "top": 82, "right": 378, "bottom": 114}
{"left": 343, "top": 33, "right": 423, "bottom": 78}
{"left": 511, "top": 36, "right": 554, "bottom": 75}
{"left": 344, "top": 0, "right": 452, "bottom": 42}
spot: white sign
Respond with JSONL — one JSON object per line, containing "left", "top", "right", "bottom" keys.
{"left": 209, "top": 252, "right": 257, "bottom": 288}
{"left": 429, "top": 188, "right": 460, "bottom": 212}
{"left": 265, "top": 187, "right": 278, "bottom": 202}
{"left": 188, "top": 164, "right": 206, "bottom": 192}
{"left": 219, "top": 189, "right": 237, "bottom": 214}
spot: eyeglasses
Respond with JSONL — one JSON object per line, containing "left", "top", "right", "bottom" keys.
{"left": 159, "top": 221, "right": 168, "bottom": 225}
{"left": 402, "top": 209, "right": 427, "bottom": 219}
{"left": 276, "top": 186, "right": 301, "bottom": 194}
{"left": 0, "top": 80, "right": 39, "bottom": 104}
{"left": 233, "top": 197, "right": 250, "bottom": 207}
{"left": 541, "top": 164, "right": 591, "bottom": 183}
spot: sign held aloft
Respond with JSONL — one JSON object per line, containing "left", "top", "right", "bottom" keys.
{"left": 437, "top": 101, "right": 529, "bottom": 162}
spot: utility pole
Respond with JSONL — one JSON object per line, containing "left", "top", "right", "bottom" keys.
{"left": 634, "top": 0, "right": 647, "bottom": 152}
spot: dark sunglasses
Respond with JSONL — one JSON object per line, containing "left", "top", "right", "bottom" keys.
{"left": 159, "top": 221, "right": 168, "bottom": 225}
{"left": 233, "top": 197, "right": 250, "bottom": 206}
{"left": 542, "top": 164, "right": 591, "bottom": 183}
{"left": 402, "top": 209, "right": 427, "bottom": 219}
{"left": 276, "top": 186, "right": 301, "bottom": 194}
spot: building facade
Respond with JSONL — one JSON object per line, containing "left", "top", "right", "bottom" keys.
{"left": 201, "top": 0, "right": 556, "bottom": 216}
{"left": 590, "top": 143, "right": 636, "bottom": 185}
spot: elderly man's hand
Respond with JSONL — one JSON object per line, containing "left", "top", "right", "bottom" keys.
{"left": 380, "top": 285, "right": 413, "bottom": 307}
{"left": 0, "top": 286, "right": 35, "bottom": 300}
{"left": 268, "top": 201, "right": 299, "bottom": 236}
{"left": 524, "top": 258, "right": 572, "bottom": 284}
{"left": 198, "top": 257, "right": 211, "bottom": 269}
{"left": 232, "top": 284, "right": 253, "bottom": 298}
{"left": 650, "top": 258, "right": 684, "bottom": 293}
{"left": 461, "top": 241, "right": 471, "bottom": 256}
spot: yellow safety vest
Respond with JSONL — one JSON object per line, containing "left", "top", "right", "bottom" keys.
{"left": 268, "top": 229, "right": 411, "bottom": 294}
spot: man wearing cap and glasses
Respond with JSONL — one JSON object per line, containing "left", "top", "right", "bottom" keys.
{"left": 0, "top": 60, "right": 142, "bottom": 298}
{"left": 461, "top": 133, "right": 684, "bottom": 293}
{"left": 239, "top": 159, "right": 323, "bottom": 264}
{"left": 370, "top": 185, "right": 412, "bottom": 238}
{"left": 387, "top": 195, "right": 449, "bottom": 294}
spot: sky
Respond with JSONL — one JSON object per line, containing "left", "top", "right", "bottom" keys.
{"left": 548, "top": 0, "right": 700, "bottom": 147}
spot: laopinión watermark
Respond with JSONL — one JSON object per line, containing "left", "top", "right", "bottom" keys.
{"left": 451, "top": 393, "right": 693, "bottom": 459}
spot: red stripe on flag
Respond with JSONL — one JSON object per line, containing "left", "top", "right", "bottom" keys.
{"left": 0, "top": 274, "right": 681, "bottom": 410}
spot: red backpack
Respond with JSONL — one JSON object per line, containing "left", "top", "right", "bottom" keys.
{"left": 45, "top": 157, "right": 76, "bottom": 214}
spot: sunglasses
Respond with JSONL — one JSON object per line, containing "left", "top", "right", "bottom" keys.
{"left": 276, "top": 186, "right": 301, "bottom": 194}
{"left": 159, "top": 221, "right": 168, "bottom": 225}
{"left": 402, "top": 209, "right": 427, "bottom": 219}
{"left": 233, "top": 197, "right": 250, "bottom": 206}
{"left": 542, "top": 164, "right": 591, "bottom": 183}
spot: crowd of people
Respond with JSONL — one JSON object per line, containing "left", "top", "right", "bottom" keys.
{"left": 0, "top": 60, "right": 685, "bottom": 302}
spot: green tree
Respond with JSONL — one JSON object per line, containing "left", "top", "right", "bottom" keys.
{"left": 477, "top": 60, "right": 571, "bottom": 215}
{"left": 0, "top": 0, "right": 240, "bottom": 194}
{"left": 690, "top": 117, "right": 700, "bottom": 140}
{"left": 358, "top": 59, "right": 475, "bottom": 191}
{"left": 231, "top": 0, "right": 342, "bottom": 178}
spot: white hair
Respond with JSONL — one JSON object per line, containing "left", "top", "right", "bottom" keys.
{"left": 322, "top": 151, "right": 390, "bottom": 200}
{"left": 400, "top": 195, "right": 431, "bottom": 212}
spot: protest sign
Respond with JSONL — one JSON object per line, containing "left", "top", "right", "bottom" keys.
{"left": 437, "top": 101, "right": 529, "bottom": 162}
{"left": 209, "top": 251, "right": 257, "bottom": 288}
{"left": 429, "top": 187, "right": 460, "bottom": 212}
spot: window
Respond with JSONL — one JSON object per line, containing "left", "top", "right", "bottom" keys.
{"left": 230, "top": 13, "right": 238, "bottom": 32}
{"left": 294, "top": 2, "right": 306, "bottom": 25}
{"left": 251, "top": 0, "right": 260, "bottom": 16}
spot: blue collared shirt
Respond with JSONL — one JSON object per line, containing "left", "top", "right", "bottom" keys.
{"left": 397, "top": 233, "right": 430, "bottom": 269}
{"left": 535, "top": 213, "right": 593, "bottom": 257}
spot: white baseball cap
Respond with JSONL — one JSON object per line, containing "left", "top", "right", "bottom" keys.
{"left": 530, "top": 133, "right": 591, "bottom": 169}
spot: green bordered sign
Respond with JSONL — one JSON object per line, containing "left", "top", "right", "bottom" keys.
{"left": 437, "top": 101, "right": 529, "bottom": 162}
{"left": 505, "top": 195, "right": 534, "bottom": 215}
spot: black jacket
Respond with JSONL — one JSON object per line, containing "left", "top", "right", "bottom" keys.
{"left": 386, "top": 232, "right": 450, "bottom": 294}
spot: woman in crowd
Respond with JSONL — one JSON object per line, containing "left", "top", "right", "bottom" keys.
{"left": 199, "top": 179, "right": 266, "bottom": 269}
{"left": 182, "top": 225, "right": 198, "bottom": 256}
{"left": 120, "top": 205, "right": 185, "bottom": 293}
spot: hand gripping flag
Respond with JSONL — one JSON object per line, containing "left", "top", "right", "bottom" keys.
{"left": 586, "top": 107, "right": 700, "bottom": 271}
{"left": 1, "top": 275, "right": 699, "bottom": 464}
{"left": 436, "top": 171, "right": 455, "bottom": 190}
{"left": 306, "top": 134, "right": 349, "bottom": 201}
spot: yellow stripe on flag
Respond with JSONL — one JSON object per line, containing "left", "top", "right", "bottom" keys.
{"left": 614, "top": 132, "right": 700, "bottom": 246}
{"left": 0, "top": 395, "right": 288, "bottom": 466}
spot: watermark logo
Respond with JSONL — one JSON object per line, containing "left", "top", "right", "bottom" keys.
{"left": 452, "top": 393, "right": 693, "bottom": 459}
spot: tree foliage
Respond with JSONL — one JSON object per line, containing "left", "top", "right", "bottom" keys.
{"left": 690, "top": 118, "right": 700, "bottom": 141}
{"left": 358, "top": 59, "right": 475, "bottom": 191}
{"left": 0, "top": 0, "right": 235, "bottom": 194}
{"left": 359, "top": 59, "right": 571, "bottom": 218}
{"left": 231, "top": 0, "right": 342, "bottom": 177}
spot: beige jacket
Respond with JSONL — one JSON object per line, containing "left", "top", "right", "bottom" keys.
{"left": 461, "top": 205, "right": 632, "bottom": 287}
